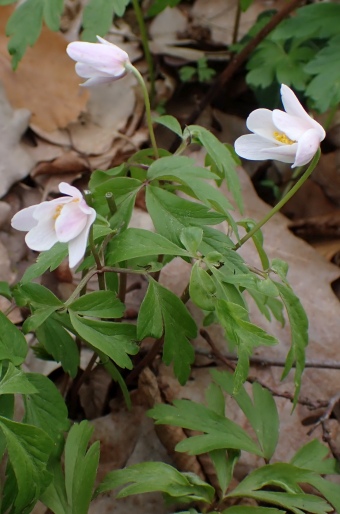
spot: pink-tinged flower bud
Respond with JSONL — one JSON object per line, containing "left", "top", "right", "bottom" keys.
{"left": 66, "top": 36, "right": 130, "bottom": 87}
{"left": 235, "top": 84, "right": 325, "bottom": 168}
{"left": 11, "top": 183, "right": 96, "bottom": 268}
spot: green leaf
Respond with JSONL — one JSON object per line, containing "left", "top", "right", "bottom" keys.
{"left": 90, "top": 177, "right": 141, "bottom": 221}
{"left": 305, "top": 35, "right": 340, "bottom": 112}
{"left": 68, "top": 291, "right": 125, "bottom": 318}
{"left": 227, "top": 463, "right": 333, "bottom": 513}
{"left": 138, "top": 279, "right": 196, "bottom": 384}
{"left": 0, "top": 311, "right": 27, "bottom": 365}
{"left": 186, "top": 125, "right": 243, "bottom": 212}
{"left": 82, "top": 0, "right": 130, "bottom": 41}
{"left": 223, "top": 508, "right": 283, "bottom": 513}
{"left": 180, "top": 227, "right": 203, "bottom": 255}
{"left": 0, "top": 416, "right": 53, "bottom": 513}
{"left": 272, "top": 3, "right": 340, "bottom": 40}
{"left": 147, "top": 0, "right": 181, "bottom": 17}
{"left": 23, "top": 306, "right": 61, "bottom": 333}
{"left": 275, "top": 282, "right": 308, "bottom": 406}
{"left": 6, "top": 0, "right": 63, "bottom": 68}
{"left": 36, "top": 316, "right": 80, "bottom": 378}
{"left": 23, "top": 374, "right": 70, "bottom": 443}
{"left": 291, "top": 440, "right": 339, "bottom": 475}
{"left": 238, "top": 220, "right": 269, "bottom": 269}
{"left": 147, "top": 156, "right": 218, "bottom": 182}
{"left": 216, "top": 300, "right": 278, "bottom": 391}
{"left": 15, "top": 282, "right": 63, "bottom": 308}
{"left": 70, "top": 313, "right": 138, "bottom": 369}
{"left": 212, "top": 370, "right": 279, "bottom": 461}
{"left": 96, "top": 462, "right": 214, "bottom": 503}
{"left": 106, "top": 228, "right": 190, "bottom": 264}
{"left": 189, "top": 262, "right": 216, "bottom": 311}
{"left": 39, "top": 460, "right": 69, "bottom": 514}
{"left": 149, "top": 399, "right": 262, "bottom": 456}
{"left": 0, "top": 281, "right": 12, "bottom": 300}
{"left": 153, "top": 115, "right": 183, "bottom": 138}
{"left": 65, "top": 421, "right": 100, "bottom": 514}
{"left": 146, "top": 185, "right": 226, "bottom": 246}
{"left": 20, "top": 243, "right": 68, "bottom": 284}
{"left": 0, "top": 364, "right": 37, "bottom": 395}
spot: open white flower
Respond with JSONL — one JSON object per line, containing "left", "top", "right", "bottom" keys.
{"left": 11, "top": 183, "right": 96, "bottom": 268}
{"left": 66, "top": 36, "right": 130, "bottom": 87}
{"left": 234, "top": 84, "right": 325, "bottom": 168}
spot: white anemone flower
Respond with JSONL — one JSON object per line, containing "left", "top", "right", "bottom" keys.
{"left": 66, "top": 36, "right": 130, "bottom": 87}
{"left": 234, "top": 84, "right": 325, "bottom": 168}
{"left": 11, "top": 183, "right": 96, "bottom": 269}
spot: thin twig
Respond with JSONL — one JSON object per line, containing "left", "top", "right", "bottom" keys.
{"left": 185, "top": 0, "right": 304, "bottom": 127}
{"left": 307, "top": 392, "right": 340, "bottom": 436}
{"left": 125, "top": 336, "right": 164, "bottom": 385}
{"left": 199, "top": 329, "right": 325, "bottom": 409}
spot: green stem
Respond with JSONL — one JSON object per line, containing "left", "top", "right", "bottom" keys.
{"left": 234, "top": 149, "right": 321, "bottom": 250}
{"left": 89, "top": 227, "right": 106, "bottom": 290}
{"left": 131, "top": 0, "right": 155, "bottom": 104}
{"left": 280, "top": 164, "right": 303, "bottom": 198}
{"left": 126, "top": 62, "right": 159, "bottom": 159}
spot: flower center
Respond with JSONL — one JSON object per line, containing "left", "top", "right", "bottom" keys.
{"left": 53, "top": 205, "right": 63, "bottom": 220}
{"left": 273, "top": 131, "right": 296, "bottom": 145}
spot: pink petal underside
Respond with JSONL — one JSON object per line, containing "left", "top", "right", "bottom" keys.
{"left": 272, "top": 110, "right": 313, "bottom": 141}
{"left": 67, "top": 209, "right": 96, "bottom": 268}
{"left": 234, "top": 134, "right": 296, "bottom": 163}
{"left": 293, "top": 128, "right": 321, "bottom": 168}
{"left": 25, "top": 219, "right": 58, "bottom": 251}
{"left": 55, "top": 202, "right": 88, "bottom": 243}
{"left": 67, "top": 42, "right": 128, "bottom": 75}
{"left": 280, "top": 84, "right": 326, "bottom": 139}
{"left": 58, "top": 182, "right": 83, "bottom": 199}
{"left": 11, "top": 204, "right": 39, "bottom": 231}
{"left": 80, "top": 75, "right": 118, "bottom": 87}
{"left": 78, "top": 199, "right": 95, "bottom": 215}
{"left": 75, "top": 62, "right": 113, "bottom": 79}
{"left": 246, "top": 109, "right": 278, "bottom": 142}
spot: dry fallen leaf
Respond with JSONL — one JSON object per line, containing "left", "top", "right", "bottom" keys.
{"left": 0, "top": 85, "right": 35, "bottom": 197}
{"left": 0, "top": 6, "right": 89, "bottom": 133}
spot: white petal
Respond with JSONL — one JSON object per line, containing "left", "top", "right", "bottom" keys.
{"left": 78, "top": 199, "right": 95, "bottom": 215}
{"left": 280, "top": 84, "right": 326, "bottom": 139}
{"left": 75, "top": 62, "right": 112, "bottom": 79}
{"left": 33, "top": 198, "right": 71, "bottom": 222}
{"left": 292, "top": 128, "right": 321, "bottom": 168}
{"left": 67, "top": 41, "right": 128, "bottom": 76}
{"left": 58, "top": 182, "right": 82, "bottom": 199}
{"left": 272, "top": 110, "right": 312, "bottom": 140}
{"left": 246, "top": 109, "right": 278, "bottom": 141}
{"left": 67, "top": 209, "right": 96, "bottom": 268}
{"left": 235, "top": 134, "right": 295, "bottom": 163}
{"left": 11, "top": 205, "right": 38, "bottom": 231}
{"left": 55, "top": 202, "right": 88, "bottom": 242}
{"left": 25, "top": 219, "right": 58, "bottom": 251}
{"left": 262, "top": 142, "right": 298, "bottom": 163}
{"left": 80, "top": 76, "right": 118, "bottom": 87}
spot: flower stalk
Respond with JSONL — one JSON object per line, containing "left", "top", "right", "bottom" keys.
{"left": 126, "top": 62, "right": 159, "bottom": 159}
{"left": 234, "top": 149, "right": 321, "bottom": 250}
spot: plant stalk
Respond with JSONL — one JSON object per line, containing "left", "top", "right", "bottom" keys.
{"left": 234, "top": 149, "right": 321, "bottom": 250}
{"left": 127, "top": 62, "right": 159, "bottom": 159}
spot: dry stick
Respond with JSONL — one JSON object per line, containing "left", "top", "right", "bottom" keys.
{"left": 126, "top": 336, "right": 164, "bottom": 386}
{"left": 184, "top": 0, "right": 304, "bottom": 127}
{"left": 200, "top": 329, "right": 325, "bottom": 409}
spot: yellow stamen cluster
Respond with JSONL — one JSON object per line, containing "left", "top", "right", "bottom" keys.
{"left": 274, "top": 131, "right": 295, "bottom": 145}
{"left": 53, "top": 205, "right": 63, "bottom": 220}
